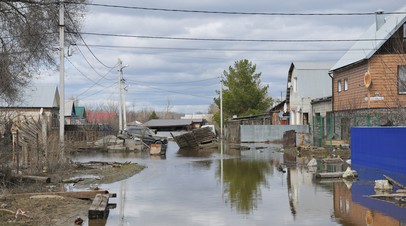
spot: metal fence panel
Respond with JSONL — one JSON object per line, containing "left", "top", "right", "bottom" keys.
{"left": 351, "top": 127, "right": 406, "bottom": 175}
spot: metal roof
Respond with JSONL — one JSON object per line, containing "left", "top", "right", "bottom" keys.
{"left": 65, "top": 100, "right": 75, "bottom": 116}
{"left": 143, "top": 119, "right": 203, "bottom": 127}
{"left": 291, "top": 62, "right": 335, "bottom": 70}
{"left": 331, "top": 7, "right": 406, "bottom": 71}
{"left": 0, "top": 83, "right": 59, "bottom": 108}
{"left": 75, "top": 106, "right": 86, "bottom": 119}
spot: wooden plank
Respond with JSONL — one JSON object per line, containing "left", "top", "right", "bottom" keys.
{"left": 383, "top": 174, "right": 406, "bottom": 189}
{"left": 89, "top": 194, "right": 110, "bottom": 219}
{"left": 316, "top": 171, "right": 358, "bottom": 178}
{"left": 17, "top": 175, "right": 51, "bottom": 183}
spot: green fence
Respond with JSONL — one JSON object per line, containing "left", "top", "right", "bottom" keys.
{"left": 312, "top": 113, "right": 383, "bottom": 148}
{"left": 312, "top": 114, "right": 332, "bottom": 147}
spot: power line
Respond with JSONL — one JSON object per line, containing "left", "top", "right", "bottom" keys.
{"left": 76, "top": 43, "right": 376, "bottom": 53}
{"left": 75, "top": 32, "right": 390, "bottom": 43}
{"left": 126, "top": 81, "right": 214, "bottom": 99}
{"left": 65, "top": 10, "right": 117, "bottom": 69}
{"left": 65, "top": 56, "right": 105, "bottom": 85}
{"left": 125, "top": 77, "right": 219, "bottom": 85}
{"left": 65, "top": 2, "right": 406, "bottom": 16}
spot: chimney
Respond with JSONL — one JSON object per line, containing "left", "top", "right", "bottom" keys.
{"left": 376, "top": 10, "right": 385, "bottom": 31}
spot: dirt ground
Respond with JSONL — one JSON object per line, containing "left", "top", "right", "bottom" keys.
{"left": 0, "top": 162, "right": 145, "bottom": 226}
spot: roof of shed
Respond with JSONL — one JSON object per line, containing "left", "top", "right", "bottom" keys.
{"left": 331, "top": 7, "right": 406, "bottom": 71}
{"left": 143, "top": 119, "right": 203, "bottom": 127}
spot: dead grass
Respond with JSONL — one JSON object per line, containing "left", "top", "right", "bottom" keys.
{"left": 0, "top": 161, "right": 145, "bottom": 225}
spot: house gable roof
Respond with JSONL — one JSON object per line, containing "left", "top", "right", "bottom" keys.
{"left": 75, "top": 106, "right": 86, "bottom": 119}
{"left": 65, "top": 100, "right": 76, "bottom": 116}
{"left": 331, "top": 7, "right": 406, "bottom": 71}
{"left": 0, "top": 83, "right": 59, "bottom": 108}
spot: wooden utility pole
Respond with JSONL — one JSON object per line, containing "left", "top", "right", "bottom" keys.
{"left": 59, "top": 0, "right": 65, "bottom": 158}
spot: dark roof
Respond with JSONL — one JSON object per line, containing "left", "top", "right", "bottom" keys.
{"left": 311, "top": 96, "right": 332, "bottom": 104}
{"left": 143, "top": 119, "right": 203, "bottom": 127}
{"left": 269, "top": 100, "right": 286, "bottom": 112}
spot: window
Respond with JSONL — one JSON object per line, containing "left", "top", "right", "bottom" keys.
{"left": 399, "top": 65, "right": 406, "bottom": 94}
{"left": 344, "top": 79, "right": 348, "bottom": 91}
{"left": 404, "top": 24, "right": 406, "bottom": 39}
{"left": 337, "top": 80, "right": 342, "bottom": 92}
{"left": 293, "top": 77, "right": 297, "bottom": 92}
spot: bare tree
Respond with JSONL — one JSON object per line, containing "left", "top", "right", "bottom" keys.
{"left": 0, "top": 0, "right": 88, "bottom": 102}
{"left": 164, "top": 98, "right": 173, "bottom": 119}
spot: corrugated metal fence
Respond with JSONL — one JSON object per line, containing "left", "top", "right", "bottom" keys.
{"left": 351, "top": 127, "right": 406, "bottom": 175}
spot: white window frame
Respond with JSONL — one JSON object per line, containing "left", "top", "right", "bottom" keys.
{"left": 344, "top": 79, "right": 348, "bottom": 91}
{"left": 337, "top": 80, "right": 342, "bottom": 92}
{"left": 399, "top": 65, "right": 406, "bottom": 94}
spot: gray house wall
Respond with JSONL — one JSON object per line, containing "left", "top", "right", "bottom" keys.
{"left": 240, "top": 125, "right": 309, "bottom": 143}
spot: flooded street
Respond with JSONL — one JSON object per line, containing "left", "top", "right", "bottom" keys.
{"left": 74, "top": 141, "right": 406, "bottom": 226}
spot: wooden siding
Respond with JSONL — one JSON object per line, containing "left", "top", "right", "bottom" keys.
{"left": 333, "top": 54, "right": 406, "bottom": 111}
{"left": 333, "top": 62, "right": 368, "bottom": 111}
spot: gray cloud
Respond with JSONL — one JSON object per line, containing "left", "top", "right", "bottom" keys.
{"left": 37, "top": 1, "right": 405, "bottom": 114}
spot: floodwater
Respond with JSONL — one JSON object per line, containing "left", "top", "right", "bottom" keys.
{"left": 73, "top": 141, "right": 406, "bottom": 226}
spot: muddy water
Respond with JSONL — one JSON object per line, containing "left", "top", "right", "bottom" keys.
{"left": 74, "top": 141, "right": 406, "bottom": 226}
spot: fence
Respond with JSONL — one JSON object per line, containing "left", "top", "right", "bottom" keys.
{"left": 351, "top": 127, "right": 406, "bottom": 176}
{"left": 64, "top": 125, "right": 117, "bottom": 146}
{"left": 312, "top": 112, "right": 383, "bottom": 147}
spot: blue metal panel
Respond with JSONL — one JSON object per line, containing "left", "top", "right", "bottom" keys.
{"left": 351, "top": 127, "right": 406, "bottom": 174}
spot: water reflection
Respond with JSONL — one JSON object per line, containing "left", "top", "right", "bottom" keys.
{"left": 217, "top": 159, "right": 271, "bottom": 214}
{"left": 333, "top": 181, "right": 404, "bottom": 226}
{"left": 73, "top": 142, "right": 406, "bottom": 226}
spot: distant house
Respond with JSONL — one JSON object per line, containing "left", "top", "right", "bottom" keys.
{"left": 74, "top": 106, "right": 87, "bottom": 124}
{"left": 268, "top": 100, "right": 289, "bottom": 125}
{"left": 0, "top": 83, "right": 60, "bottom": 129}
{"left": 330, "top": 8, "right": 406, "bottom": 141}
{"left": 286, "top": 62, "right": 334, "bottom": 126}
{"left": 86, "top": 111, "right": 117, "bottom": 125}
{"left": 64, "top": 100, "right": 76, "bottom": 125}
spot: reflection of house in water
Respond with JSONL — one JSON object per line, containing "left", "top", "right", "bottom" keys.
{"left": 286, "top": 166, "right": 333, "bottom": 219}
{"left": 333, "top": 182, "right": 402, "bottom": 226}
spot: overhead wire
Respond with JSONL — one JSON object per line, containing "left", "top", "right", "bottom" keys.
{"left": 75, "top": 43, "right": 375, "bottom": 52}
{"left": 65, "top": 9, "right": 117, "bottom": 69}
{"left": 74, "top": 32, "right": 390, "bottom": 43}
{"left": 65, "top": 2, "right": 406, "bottom": 16}
{"left": 126, "top": 81, "right": 215, "bottom": 100}
{"left": 75, "top": 65, "right": 118, "bottom": 99}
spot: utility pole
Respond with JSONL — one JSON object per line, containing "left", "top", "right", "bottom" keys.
{"left": 122, "top": 83, "right": 127, "bottom": 130}
{"left": 59, "top": 0, "right": 65, "bottom": 149}
{"left": 118, "top": 58, "right": 123, "bottom": 132}
{"left": 118, "top": 59, "right": 128, "bottom": 132}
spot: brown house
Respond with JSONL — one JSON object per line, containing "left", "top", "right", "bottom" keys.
{"left": 330, "top": 8, "right": 406, "bottom": 141}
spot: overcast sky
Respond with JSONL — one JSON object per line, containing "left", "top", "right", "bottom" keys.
{"left": 36, "top": 0, "right": 405, "bottom": 114}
